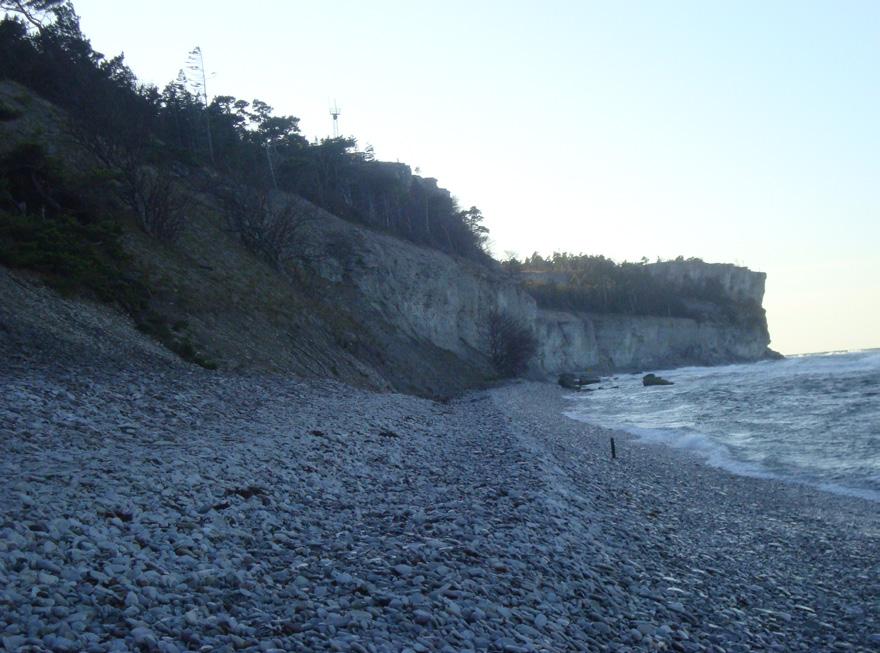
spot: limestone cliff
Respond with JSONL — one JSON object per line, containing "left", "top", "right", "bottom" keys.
{"left": 529, "top": 261, "right": 773, "bottom": 375}
{"left": 293, "top": 212, "right": 774, "bottom": 379}
{"left": 289, "top": 205, "right": 536, "bottom": 369}
{"left": 533, "top": 310, "right": 771, "bottom": 376}
{"left": 646, "top": 260, "right": 766, "bottom": 305}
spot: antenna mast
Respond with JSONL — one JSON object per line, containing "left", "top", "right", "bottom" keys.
{"left": 330, "top": 101, "right": 341, "bottom": 138}
{"left": 187, "top": 46, "right": 215, "bottom": 165}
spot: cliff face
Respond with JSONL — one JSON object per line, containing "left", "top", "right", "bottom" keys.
{"left": 528, "top": 261, "right": 772, "bottom": 375}
{"left": 533, "top": 310, "right": 771, "bottom": 375}
{"left": 645, "top": 260, "right": 766, "bottom": 305}
{"left": 1, "top": 187, "right": 773, "bottom": 391}
{"left": 296, "top": 213, "right": 773, "bottom": 379}
{"left": 292, "top": 207, "right": 536, "bottom": 367}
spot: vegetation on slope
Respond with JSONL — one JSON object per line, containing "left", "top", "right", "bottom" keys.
{"left": 0, "top": 142, "right": 135, "bottom": 303}
{"left": 503, "top": 252, "right": 765, "bottom": 326}
{"left": 0, "top": 1, "right": 491, "bottom": 262}
{"left": 0, "top": 140, "right": 219, "bottom": 367}
{"left": 0, "top": 0, "right": 494, "bottom": 380}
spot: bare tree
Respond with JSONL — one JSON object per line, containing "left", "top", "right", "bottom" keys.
{"left": 219, "top": 186, "right": 319, "bottom": 270}
{"left": 128, "top": 167, "right": 189, "bottom": 242}
{"left": 487, "top": 311, "right": 537, "bottom": 377}
{"left": 0, "top": 0, "right": 66, "bottom": 32}
{"left": 65, "top": 118, "right": 189, "bottom": 243}
{"left": 185, "top": 46, "right": 215, "bottom": 165}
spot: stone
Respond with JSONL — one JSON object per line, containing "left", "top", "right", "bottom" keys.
{"left": 131, "top": 627, "right": 157, "bottom": 649}
{"left": 393, "top": 564, "right": 413, "bottom": 576}
{"left": 0, "top": 328, "right": 866, "bottom": 653}
{"left": 558, "top": 374, "right": 580, "bottom": 390}
{"left": 643, "top": 373, "right": 674, "bottom": 386}
{"left": 413, "top": 610, "right": 431, "bottom": 625}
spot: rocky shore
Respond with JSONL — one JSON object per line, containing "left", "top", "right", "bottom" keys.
{"left": 1, "top": 340, "right": 878, "bottom": 652}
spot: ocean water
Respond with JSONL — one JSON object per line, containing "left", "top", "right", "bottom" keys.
{"left": 565, "top": 350, "right": 880, "bottom": 501}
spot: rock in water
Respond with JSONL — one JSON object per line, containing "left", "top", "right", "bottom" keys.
{"left": 558, "top": 373, "right": 580, "bottom": 389}
{"left": 559, "top": 373, "right": 605, "bottom": 389}
{"left": 643, "top": 373, "right": 673, "bottom": 386}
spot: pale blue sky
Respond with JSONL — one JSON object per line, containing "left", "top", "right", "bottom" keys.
{"left": 69, "top": 0, "right": 879, "bottom": 354}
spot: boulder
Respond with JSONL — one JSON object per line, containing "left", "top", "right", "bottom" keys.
{"left": 642, "top": 373, "right": 673, "bottom": 386}
{"left": 559, "top": 373, "right": 606, "bottom": 389}
{"left": 558, "top": 373, "right": 580, "bottom": 390}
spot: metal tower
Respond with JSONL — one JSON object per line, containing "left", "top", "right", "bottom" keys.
{"left": 330, "top": 101, "right": 341, "bottom": 138}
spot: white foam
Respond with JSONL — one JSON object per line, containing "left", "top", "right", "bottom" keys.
{"left": 625, "top": 348, "right": 880, "bottom": 385}
{"left": 565, "top": 411, "right": 880, "bottom": 502}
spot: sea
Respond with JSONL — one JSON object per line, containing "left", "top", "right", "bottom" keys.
{"left": 565, "top": 349, "right": 880, "bottom": 502}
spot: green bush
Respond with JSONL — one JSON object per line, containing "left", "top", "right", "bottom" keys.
{"left": 0, "top": 142, "right": 216, "bottom": 369}
{"left": 0, "top": 143, "right": 147, "bottom": 311}
{"left": 0, "top": 101, "right": 22, "bottom": 121}
{"left": 133, "top": 310, "right": 216, "bottom": 369}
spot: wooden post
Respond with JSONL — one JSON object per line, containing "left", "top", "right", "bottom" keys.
{"left": 610, "top": 437, "right": 617, "bottom": 459}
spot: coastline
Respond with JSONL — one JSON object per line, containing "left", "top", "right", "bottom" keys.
{"left": 1, "top": 350, "right": 877, "bottom": 651}
{"left": 559, "top": 353, "right": 880, "bottom": 504}
{"left": 571, "top": 414, "right": 880, "bottom": 504}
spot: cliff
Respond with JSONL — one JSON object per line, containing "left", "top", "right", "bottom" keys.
{"left": 293, "top": 209, "right": 536, "bottom": 363}
{"left": 533, "top": 310, "right": 771, "bottom": 375}
{"left": 646, "top": 260, "right": 765, "bottom": 305}
{"left": 528, "top": 260, "right": 772, "bottom": 375}
{"left": 290, "top": 212, "right": 773, "bottom": 379}
{"left": 0, "top": 80, "right": 774, "bottom": 395}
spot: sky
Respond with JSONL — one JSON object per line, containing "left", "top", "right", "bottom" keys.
{"left": 67, "top": 0, "right": 879, "bottom": 355}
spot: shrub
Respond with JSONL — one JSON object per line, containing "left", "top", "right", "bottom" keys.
{"left": 0, "top": 142, "right": 214, "bottom": 369}
{"left": 219, "top": 185, "right": 317, "bottom": 270}
{"left": 488, "top": 311, "right": 537, "bottom": 378}
{"left": 0, "top": 101, "right": 22, "bottom": 121}
{"left": 128, "top": 167, "right": 189, "bottom": 243}
{"left": 0, "top": 143, "right": 147, "bottom": 311}
{"left": 66, "top": 121, "right": 190, "bottom": 243}
{"left": 134, "top": 310, "right": 217, "bottom": 369}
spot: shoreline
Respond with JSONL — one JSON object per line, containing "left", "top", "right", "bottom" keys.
{"left": 1, "top": 354, "right": 877, "bottom": 651}
{"left": 561, "top": 396, "right": 880, "bottom": 505}
{"left": 558, "top": 351, "right": 880, "bottom": 506}
{"left": 548, "top": 387, "right": 879, "bottom": 522}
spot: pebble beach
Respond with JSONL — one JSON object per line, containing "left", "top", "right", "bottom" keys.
{"left": 1, "top": 344, "right": 878, "bottom": 652}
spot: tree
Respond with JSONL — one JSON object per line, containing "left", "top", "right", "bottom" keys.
{"left": 488, "top": 311, "right": 537, "bottom": 377}
{"left": 185, "top": 46, "right": 214, "bottom": 164}
{"left": 0, "top": 0, "right": 67, "bottom": 32}
{"left": 500, "top": 254, "right": 523, "bottom": 278}
{"left": 459, "top": 206, "right": 487, "bottom": 246}
{"left": 0, "top": 7, "right": 497, "bottom": 263}
{"left": 218, "top": 184, "right": 318, "bottom": 270}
